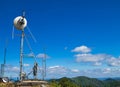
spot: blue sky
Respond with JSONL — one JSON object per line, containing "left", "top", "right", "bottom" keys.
{"left": 0, "top": 0, "right": 120, "bottom": 79}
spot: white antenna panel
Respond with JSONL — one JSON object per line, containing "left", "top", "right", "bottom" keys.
{"left": 13, "top": 16, "right": 27, "bottom": 30}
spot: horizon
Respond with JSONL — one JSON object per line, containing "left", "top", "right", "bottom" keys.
{"left": 0, "top": 0, "right": 120, "bottom": 79}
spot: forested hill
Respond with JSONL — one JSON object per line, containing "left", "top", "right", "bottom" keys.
{"left": 49, "top": 76, "right": 120, "bottom": 87}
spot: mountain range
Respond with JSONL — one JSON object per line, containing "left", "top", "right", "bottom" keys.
{"left": 49, "top": 76, "right": 120, "bottom": 87}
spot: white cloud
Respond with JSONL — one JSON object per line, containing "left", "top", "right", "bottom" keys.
{"left": 93, "top": 62, "right": 102, "bottom": 66}
{"left": 107, "top": 57, "right": 120, "bottom": 66}
{"left": 48, "top": 66, "right": 69, "bottom": 74}
{"left": 5, "top": 66, "right": 19, "bottom": 73}
{"left": 49, "top": 65, "right": 60, "bottom": 69}
{"left": 47, "top": 66, "right": 120, "bottom": 78}
{"left": 71, "top": 69, "right": 80, "bottom": 73}
{"left": 103, "top": 68, "right": 111, "bottom": 73}
{"left": 72, "top": 45, "right": 120, "bottom": 67}
{"left": 4, "top": 66, "right": 19, "bottom": 78}
{"left": 4, "top": 65, "right": 120, "bottom": 78}
{"left": 72, "top": 45, "right": 91, "bottom": 53}
{"left": 24, "top": 52, "right": 35, "bottom": 58}
{"left": 46, "top": 65, "right": 81, "bottom": 78}
{"left": 82, "top": 68, "right": 120, "bottom": 78}
{"left": 75, "top": 53, "right": 108, "bottom": 63}
{"left": 12, "top": 67, "right": 19, "bottom": 72}
{"left": 23, "top": 64, "right": 30, "bottom": 67}
{"left": 36, "top": 53, "right": 50, "bottom": 58}
{"left": 74, "top": 52, "right": 120, "bottom": 66}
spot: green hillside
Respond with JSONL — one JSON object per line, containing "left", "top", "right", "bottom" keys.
{"left": 104, "top": 78, "right": 120, "bottom": 87}
{"left": 49, "top": 76, "right": 120, "bottom": 87}
{"left": 72, "top": 76, "right": 105, "bottom": 87}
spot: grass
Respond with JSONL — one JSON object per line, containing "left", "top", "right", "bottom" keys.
{"left": 0, "top": 83, "right": 14, "bottom": 87}
{"left": 0, "top": 82, "right": 50, "bottom": 87}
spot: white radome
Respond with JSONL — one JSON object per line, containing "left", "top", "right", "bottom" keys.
{"left": 13, "top": 16, "right": 27, "bottom": 30}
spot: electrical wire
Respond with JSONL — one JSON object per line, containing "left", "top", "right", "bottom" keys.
{"left": 24, "top": 34, "right": 36, "bottom": 61}
{"left": 26, "top": 26, "right": 37, "bottom": 43}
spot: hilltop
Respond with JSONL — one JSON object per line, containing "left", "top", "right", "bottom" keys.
{"left": 49, "top": 76, "right": 120, "bottom": 87}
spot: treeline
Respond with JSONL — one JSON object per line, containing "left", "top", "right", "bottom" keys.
{"left": 49, "top": 76, "right": 120, "bottom": 87}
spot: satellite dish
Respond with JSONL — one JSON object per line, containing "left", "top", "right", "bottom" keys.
{"left": 2, "top": 77, "right": 9, "bottom": 83}
{"left": 13, "top": 16, "right": 27, "bottom": 30}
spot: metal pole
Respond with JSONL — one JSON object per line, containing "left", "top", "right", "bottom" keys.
{"left": 42, "top": 56, "right": 44, "bottom": 80}
{"left": 42, "top": 48, "right": 46, "bottom": 80}
{"left": 20, "top": 29, "right": 24, "bottom": 81}
{"left": 3, "top": 47, "right": 7, "bottom": 77}
{"left": 1, "top": 64, "right": 4, "bottom": 77}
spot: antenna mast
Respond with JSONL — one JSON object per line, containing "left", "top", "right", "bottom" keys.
{"left": 42, "top": 48, "right": 46, "bottom": 80}
{"left": 0, "top": 40, "right": 7, "bottom": 77}
{"left": 20, "top": 29, "right": 24, "bottom": 81}
{"left": 13, "top": 11, "right": 27, "bottom": 81}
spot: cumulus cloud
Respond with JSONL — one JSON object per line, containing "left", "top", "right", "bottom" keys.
{"left": 49, "top": 66, "right": 61, "bottom": 69}
{"left": 36, "top": 53, "right": 50, "bottom": 58}
{"left": 107, "top": 57, "right": 120, "bottom": 66}
{"left": 4, "top": 65, "right": 120, "bottom": 78}
{"left": 24, "top": 53, "right": 50, "bottom": 59}
{"left": 5, "top": 66, "right": 19, "bottom": 73}
{"left": 75, "top": 53, "right": 110, "bottom": 63}
{"left": 103, "top": 68, "right": 111, "bottom": 74}
{"left": 48, "top": 66, "right": 69, "bottom": 74}
{"left": 23, "top": 64, "right": 30, "bottom": 67}
{"left": 48, "top": 66, "right": 80, "bottom": 74}
{"left": 24, "top": 52, "right": 35, "bottom": 58}
{"left": 93, "top": 62, "right": 102, "bottom": 66}
{"left": 46, "top": 65, "right": 80, "bottom": 78}
{"left": 72, "top": 45, "right": 120, "bottom": 67}
{"left": 71, "top": 69, "right": 80, "bottom": 73}
{"left": 75, "top": 53, "right": 120, "bottom": 66}
{"left": 4, "top": 66, "right": 19, "bottom": 78}
{"left": 72, "top": 45, "right": 91, "bottom": 53}
{"left": 46, "top": 65, "right": 120, "bottom": 78}
{"left": 12, "top": 67, "right": 19, "bottom": 72}
{"left": 74, "top": 54, "right": 111, "bottom": 66}
{"left": 81, "top": 68, "right": 120, "bottom": 78}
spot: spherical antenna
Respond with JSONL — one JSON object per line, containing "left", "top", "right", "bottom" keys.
{"left": 13, "top": 16, "right": 27, "bottom": 30}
